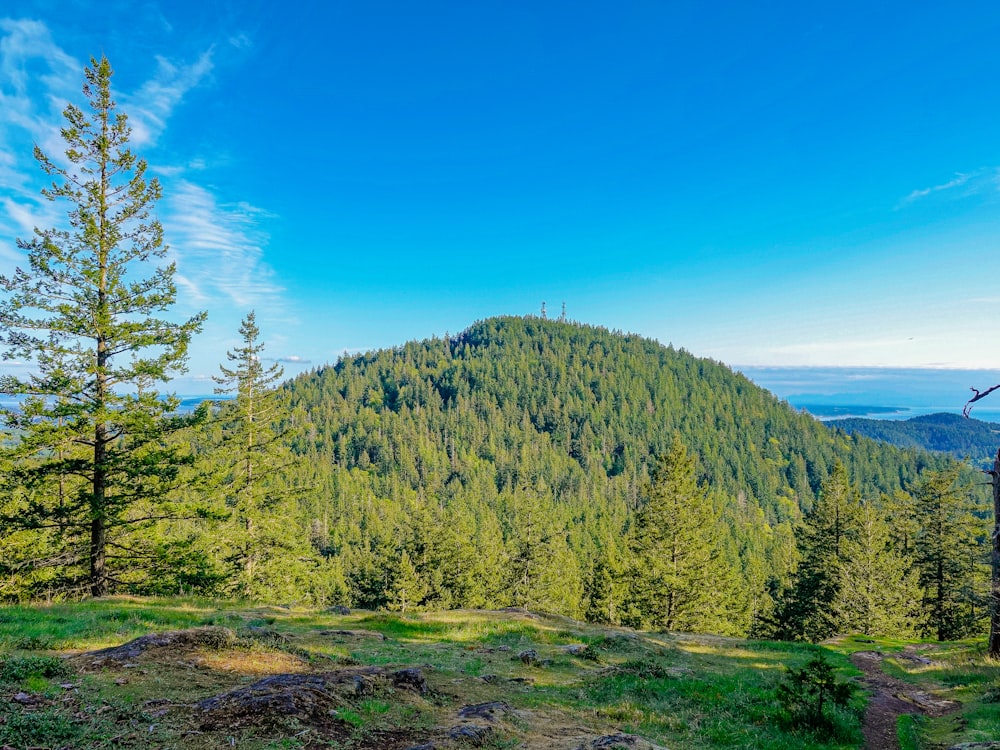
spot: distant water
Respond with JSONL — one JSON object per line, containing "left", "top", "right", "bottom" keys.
{"left": 739, "top": 365, "right": 1000, "bottom": 423}
{"left": 0, "top": 394, "right": 225, "bottom": 413}
{"left": 794, "top": 403, "right": 1000, "bottom": 422}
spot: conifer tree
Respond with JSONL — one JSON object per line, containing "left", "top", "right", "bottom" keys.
{"left": 774, "top": 463, "right": 861, "bottom": 641}
{"left": 627, "top": 435, "right": 734, "bottom": 632}
{"left": 586, "top": 538, "right": 627, "bottom": 624}
{"left": 211, "top": 312, "right": 314, "bottom": 601}
{"left": 0, "top": 57, "right": 205, "bottom": 597}
{"left": 504, "top": 485, "right": 583, "bottom": 615}
{"left": 387, "top": 550, "right": 427, "bottom": 613}
{"left": 912, "top": 467, "right": 988, "bottom": 640}
{"left": 834, "top": 501, "right": 924, "bottom": 637}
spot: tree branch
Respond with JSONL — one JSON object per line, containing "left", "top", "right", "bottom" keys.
{"left": 963, "top": 384, "right": 1000, "bottom": 417}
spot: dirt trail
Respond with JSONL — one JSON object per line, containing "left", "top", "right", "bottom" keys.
{"left": 851, "top": 649, "right": 960, "bottom": 750}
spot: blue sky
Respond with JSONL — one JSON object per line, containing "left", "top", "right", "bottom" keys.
{"left": 3, "top": 2, "right": 1000, "bottom": 396}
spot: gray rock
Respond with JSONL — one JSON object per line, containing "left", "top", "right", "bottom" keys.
{"left": 449, "top": 724, "right": 493, "bottom": 744}
{"left": 457, "top": 701, "right": 513, "bottom": 722}
{"left": 576, "top": 734, "right": 670, "bottom": 750}
{"left": 391, "top": 667, "right": 428, "bottom": 694}
{"left": 517, "top": 648, "right": 539, "bottom": 665}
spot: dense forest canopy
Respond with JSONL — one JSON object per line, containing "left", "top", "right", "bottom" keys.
{"left": 288, "top": 316, "right": 948, "bottom": 517}
{"left": 2, "top": 310, "right": 993, "bottom": 639}
{"left": 828, "top": 412, "right": 1000, "bottom": 465}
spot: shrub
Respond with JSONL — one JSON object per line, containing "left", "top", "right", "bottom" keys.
{"left": 1, "top": 655, "right": 71, "bottom": 682}
{"left": 776, "top": 653, "right": 854, "bottom": 730}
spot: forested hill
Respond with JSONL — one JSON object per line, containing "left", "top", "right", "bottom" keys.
{"left": 287, "top": 316, "right": 946, "bottom": 525}
{"left": 827, "top": 412, "right": 1000, "bottom": 465}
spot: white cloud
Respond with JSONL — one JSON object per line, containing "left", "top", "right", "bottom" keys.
{"left": 267, "top": 355, "right": 311, "bottom": 364}
{"left": 164, "top": 180, "right": 283, "bottom": 311}
{"left": 767, "top": 337, "right": 918, "bottom": 356}
{"left": 228, "top": 33, "right": 252, "bottom": 50}
{"left": 898, "top": 168, "right": 1000, "bottom": 207}
{"left": 123, "top": 51, "right": 214, "bottom": 147}
{"left": 0, "top": 18, "right": 293, "bottom": 391}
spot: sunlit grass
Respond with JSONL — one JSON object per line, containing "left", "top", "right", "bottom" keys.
{"left": 6, "top": 598, "right": 992, "bottom": 749}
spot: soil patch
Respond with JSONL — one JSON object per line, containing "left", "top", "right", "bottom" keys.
{"left": 851, "top": 650, "right": 960, "bottom": 750}
{"left": 72, "top": 627, "right": 238, "bottom": 669}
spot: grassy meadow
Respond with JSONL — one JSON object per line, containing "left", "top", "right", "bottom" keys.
{"left": 0, "top": 598, "right": 995, "bottom": 749}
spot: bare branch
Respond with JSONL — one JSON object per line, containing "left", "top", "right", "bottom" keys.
{"left": 963, "top": 384, "right": 1000, "bottom": 417}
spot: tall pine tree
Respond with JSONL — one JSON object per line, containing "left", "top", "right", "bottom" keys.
{"left": 627, "top": 435, "right": 736, "bottom": 633}
{"left": 834, "top": 501, "right": 924, "bottom": 638}
{"left": 210, "top": 311, "right": 315, "bottom": 601}
{"left": 913, "top": 467, "right": 988, "bottom": 640}
{"left": 773, "top": 462, "right": 861, "bottom": 641}
{"left": 0, "top": 57, "right": 205, "bottom": 597}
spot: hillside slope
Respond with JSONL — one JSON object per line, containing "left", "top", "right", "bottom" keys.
{"left": 2, "top": 599, "right": 993, "bottom": 750}
{"left": 828, "top": 412, "right": 1000, "bottom": 464}
{"left": 274, "top": 317, "right": 959, "bottom": 618}
{"left": 288, "top": 316, "right": 946, "bottom": 520}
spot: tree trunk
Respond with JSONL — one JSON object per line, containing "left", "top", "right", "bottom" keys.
{"left": 91, "top": 428, "right": 108, "bottom": 597}
{"left": 989, "top": 449, "right": 1000, "bottom": 658}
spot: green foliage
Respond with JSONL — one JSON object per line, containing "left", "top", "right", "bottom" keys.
{"left": 776, "top": 653, "right": 855, "bottom": 730}
{"left": 277, "top": 316, "right": 957, "bottom": 629}
{"left": 0, "top": 655, "right": 71, "bottom": 682}
{"left": 912, "top": 467, "right": 990, "bottom": 640}
{"left": 829, "top": 412, "right": 1000, "bottom": 465}
{"left": 771, "top": 463, "right": 931, "bottom": 641}
{"left": 834, "top": 501, "right": 925, "bottom": 638}
{"left": 626, "top": 436, "right": 739, "bottom": 633}
{"left": 896, "top": 714, "right": 922, "bottom": 750}
{"left": 771, "top": 464, "right": 861, "bottom": 641}
{"left": 0, "top": 56, "right": 205, "bottom": 599}
{"left": 387, "top": 551, "right": 426, "bottom": 613}
{"left": 185, "top": 311, "right": 336, "bottom": 604}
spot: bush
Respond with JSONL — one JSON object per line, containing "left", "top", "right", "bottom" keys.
{"left": 776, "top": 653, "right": 854, "bottom": 730}
{"left": 1, "top": 655, "right": 71, "bottom": 682}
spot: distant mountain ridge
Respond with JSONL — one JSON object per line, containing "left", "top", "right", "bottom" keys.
{"left": 285, "top": 316, "right": 951, "bottom": 523}
{"left": 827, "top": 412, "right": 1000, "bottom": 464}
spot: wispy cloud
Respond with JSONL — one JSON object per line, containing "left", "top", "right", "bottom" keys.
{"left": 0, "top": 18, "right": 80, "bottom": 259}
{"left": 898, "top": 168, "right": 1000, "bottom": 207}
{"left": 164, "top": 180, "right": 283, "bottom": 311}
{"left": 123, "top": 51, "right": 214, "bottom": 147}
{"left": 266, "top": 355, "right": 311, "bottom": 364}
{"left": 768, "top": 337, "right": 917, "bottom": 356}
{"left": 0, "top": 19, "right": 284, "bottom": 320}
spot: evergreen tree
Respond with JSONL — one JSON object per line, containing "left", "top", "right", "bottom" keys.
{"left": 387, "top": 550, "right": 427, "bottom": 613}
{"left": 586, "top": 538, "right": 627, "bottom": 624}
{"left": 210, "top": 312, "right": 314, "bottom": 601}
{"left": 627, "top": 435, "right": 735, "bottom": 632}
{"left": 504, "top": 485, "right": 583, "bottom": 615}
{"left": 0, "top": 57, "right": 205, "bottom": 597}
{"left": 774, "top": 463, "right": 861, "bottom": 641}
{"left": 834, "top": 501, "right": 924, "bottom": 638}
{"left": 912, "top": 467, "right": 988, "bottom": 640}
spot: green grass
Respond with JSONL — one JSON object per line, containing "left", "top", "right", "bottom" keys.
{"left": 897, "top": 714, "right": 922, "bottom": 750}
{"left": 0, "top": 597, "right": 993, "bottom": 749}
{"left": 524, "top": 634, "right": 863, "bottom": 749}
